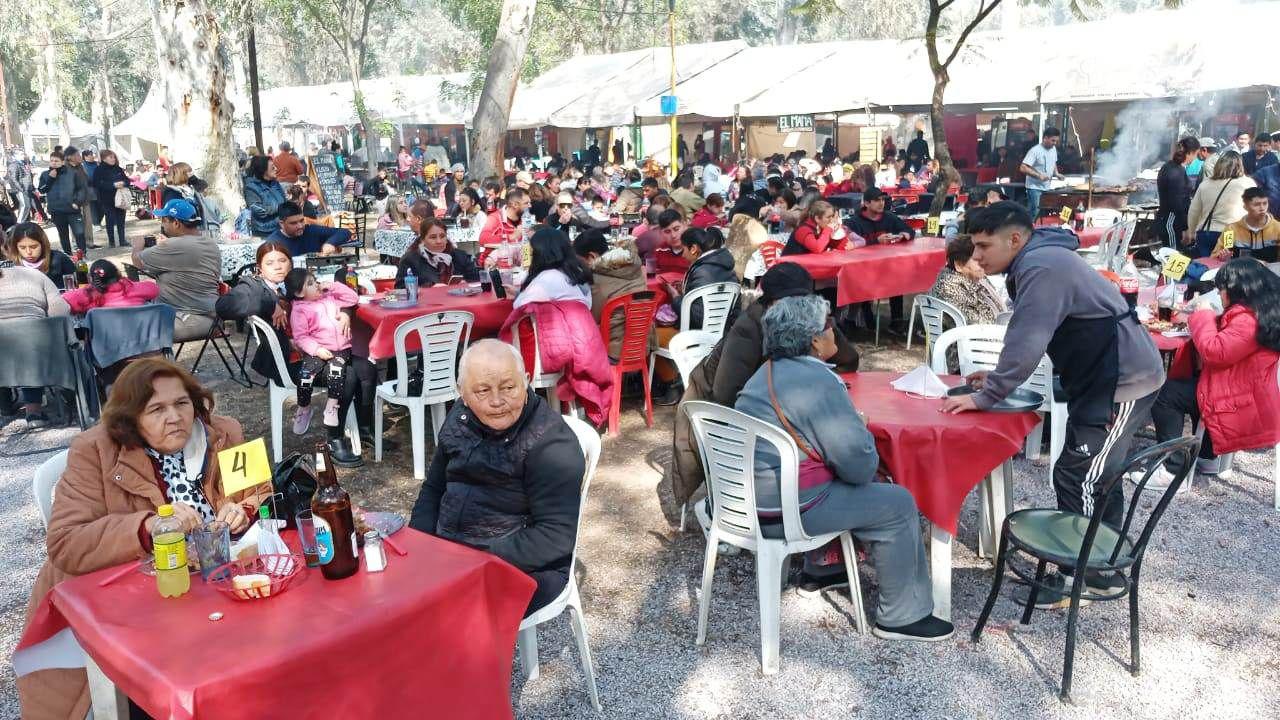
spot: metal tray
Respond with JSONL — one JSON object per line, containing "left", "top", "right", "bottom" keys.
{"left": 946, "top": 384, "right": 1044, "bottom": 412}
{"left": 447, "top": 286, "right": 482, "bottom": 296}
{"left": 378, "top": 297, "right": 419, "bottom": 310}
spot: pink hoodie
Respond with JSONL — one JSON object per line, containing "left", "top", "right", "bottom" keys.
{"left": 63, "top": 279, "right": 160, "bottom": 314}
{"left": 289, "top": 282, "right": 358, "bottom": 356}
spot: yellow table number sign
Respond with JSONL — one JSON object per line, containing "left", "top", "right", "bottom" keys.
{"left": 926, "top": 216, "right": 941, "bottom": 236}
{"left": 1059, "top": 206, "right": 1073, "bottom": 223}
{"left": 1221, "top": 228, "right": 1235, "bottom": 250}
{"left": 218, "top": 438, "right": 273, "bottom": 495}
{"left": 1161, "top": 251, "right": 1192, "bottom": 281}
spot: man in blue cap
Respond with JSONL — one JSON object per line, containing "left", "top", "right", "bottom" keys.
{"left": 267, "top": 201, "right": 353, "bottom": 256}
{"left": 131, "top": 198, "right": 221, "bottom": 341}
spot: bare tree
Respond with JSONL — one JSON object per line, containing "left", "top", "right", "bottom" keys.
{"left": 148, "top": 0, "right": 242, "bottom": 214}
{"left": 277, "top": 0, "right": 394, "bottom": 173}
{"left": 924, "top": 0, "right": 1003, "bottom": 216}
{"left": 470, "top": 0, "right": 537, "bottom": 179}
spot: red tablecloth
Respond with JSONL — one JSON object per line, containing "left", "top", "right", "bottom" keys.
{"left": 645, "top": 271, "right": 684, "bottom": 307}
{"left": 20, "top": 530, "right": 533, "bottom": 720}
{"left": 781, "top": 238, "right": 948, "bottom": 306}
{"left": 357, "top": 285, "right": 514, "bottom": 360}
{"left": 842, "top": 371, "right": 1039, "bottom": 534}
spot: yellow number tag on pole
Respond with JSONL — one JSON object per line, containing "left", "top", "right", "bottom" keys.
{"left": 926, "top": 216, "right": 940, "bottom": 236}
{"left": 1161, "top": 251, "right": 1192, "bottom": 281}
{"left": 218, "top": 438, "right": 272, "bottom": 495}
{"left": 1221, "top": 228, "right": 1235, "bottom": 250}
{"left": 1059, "top": 206, "right": 1073, "bottom": 222}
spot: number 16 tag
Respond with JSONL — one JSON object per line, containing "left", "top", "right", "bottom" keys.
{"left": 218, "top": 438, "right": 272, "bottom": 495}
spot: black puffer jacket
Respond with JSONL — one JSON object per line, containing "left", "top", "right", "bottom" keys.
{"left": 672, "top": 247, "right": 739, "bottom": 328}
{"left": 214, "top": 275, "right": 292, "bottom": 384}
{"left": 409, "top": 391, "right": 583, "bottom": 574}
{"left": 394, "top": 246, "right": 480, "bottom": 288}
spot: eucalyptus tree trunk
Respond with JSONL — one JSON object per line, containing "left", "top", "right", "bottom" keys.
{"left": 147, "top": 0, "right": 243, "bottom": 214}
{"left": 470, "top": 0, "right": 537, "bottom": 180}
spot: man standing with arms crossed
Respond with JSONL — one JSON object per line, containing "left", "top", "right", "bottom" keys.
{"left": 1019, "top": 127, "right": 1060, "bottom": 220}
{"left": 941, "top": 201, "right": 1166, "bottom": 607}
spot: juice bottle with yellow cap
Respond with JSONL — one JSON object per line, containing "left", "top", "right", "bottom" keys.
{"left": 152, "top": 504, "right": 190, "bottom": 598}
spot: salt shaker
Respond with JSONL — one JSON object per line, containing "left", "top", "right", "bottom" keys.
{"left": 363, "top": 531, "right": 387, "bottom": 573}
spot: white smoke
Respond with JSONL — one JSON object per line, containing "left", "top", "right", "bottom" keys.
{"left": 1094, "top": 96, "right": 1227, "bottom": 184}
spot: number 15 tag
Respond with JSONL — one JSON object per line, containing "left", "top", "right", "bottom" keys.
{"left": 218, "top": 438, "right": 272, "bottom": 495}
{"left": 1161, "top": 251, "right": 1192, "bottom": 281}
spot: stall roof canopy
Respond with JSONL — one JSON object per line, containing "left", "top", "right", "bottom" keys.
{"left": 239, "top": 73, "right": 476, "bottom": 128}
{"left": 514, "top": 4, "right": 1279, "bottom": 125}
{"left": 20, "top": 95, "right": 97, "bottom": 138}
{"left": 508, "top": 40, "right": 749, "bottom": 129}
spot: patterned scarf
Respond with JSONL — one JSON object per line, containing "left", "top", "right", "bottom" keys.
{"left": 145, "top": 446, "right": 215, "bottom": 523}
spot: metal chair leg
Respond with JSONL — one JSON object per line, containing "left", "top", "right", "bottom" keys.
{"left": 1059, "top": 572, "right": 1088, "bottom": 703}
{"left": 1128, "top": 565, "right": 1142, "bottom": 676}
{"left": 971, "top": 529, "right": 1011, "bottom": 642}
{"left": 1020, "top": 560, "right": 1047, "bottom": 625}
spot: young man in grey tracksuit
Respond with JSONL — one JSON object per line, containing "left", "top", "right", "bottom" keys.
{"left": 941, "top": 202, "right": 1165, "bottom": 606}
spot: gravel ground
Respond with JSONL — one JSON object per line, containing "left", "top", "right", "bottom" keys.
{"left": 2, "top": 217, "right": 1278, "bottom": 718}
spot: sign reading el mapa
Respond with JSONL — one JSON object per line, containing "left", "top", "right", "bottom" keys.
{"left": 776, "top": 114, "right": 814, "bottom": 133}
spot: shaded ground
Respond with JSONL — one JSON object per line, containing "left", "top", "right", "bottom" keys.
{"left": 2, "top": 214, "right": 1278, "bottom": 718}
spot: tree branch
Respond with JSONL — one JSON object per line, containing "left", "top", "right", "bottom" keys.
{"left": 941, "top": 0, "right": 1001, "bottom": 70}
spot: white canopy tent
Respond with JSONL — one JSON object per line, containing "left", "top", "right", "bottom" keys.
{"left": 20, "top": 96, "right": 98, "bottom": 155}
{"left": 508, "top": 40, "right": 749, "bottom": 129}
{"left": 109, "top": 85, "right": 173, "bottom": 164}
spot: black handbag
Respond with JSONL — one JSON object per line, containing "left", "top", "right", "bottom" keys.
{"left": 271, "top": 452, "right": 318, "bottom": 529}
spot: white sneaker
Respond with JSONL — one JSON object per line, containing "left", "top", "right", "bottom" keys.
{"left": 292, "top": 406, "right": 313, "bottom": 435}
{"left": 1127, "top": 465, "right": 1176, "bottom": 490}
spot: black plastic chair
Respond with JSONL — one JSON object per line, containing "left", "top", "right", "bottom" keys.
{"left": 971, "top": 436, "right": 1199, "bottom": 703}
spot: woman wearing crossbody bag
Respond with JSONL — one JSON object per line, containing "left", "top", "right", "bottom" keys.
{"left": 1186, "top": 150, "right": 1255, "bottom": 258}
{"left": 732, "top": 294, "right": 952, "bottom": 642}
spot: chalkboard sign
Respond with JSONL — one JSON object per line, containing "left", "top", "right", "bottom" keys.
{"left": 309, "top": 152, "right": 345, "bottom": 213}
{"left": 776, "top": 114, "right": 814, "bottom": 133}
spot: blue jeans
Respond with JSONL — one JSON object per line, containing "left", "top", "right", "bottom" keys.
{"left": 1026, "top": 188, "right": 1043, "bottom": 218}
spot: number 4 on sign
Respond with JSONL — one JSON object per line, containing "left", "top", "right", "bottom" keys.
{"left": 218, "top": 438, "right": 272, "bottom": 495}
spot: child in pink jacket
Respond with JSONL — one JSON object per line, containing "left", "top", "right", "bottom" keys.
{"left": 63, "top": 260, "right": 160, "bottom": 314}
{"left": 285, "top": 268, "right": 359, "bottom": 435}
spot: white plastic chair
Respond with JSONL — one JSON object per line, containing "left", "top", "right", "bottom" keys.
{"left": 683, "top": 401, "right": 867, "bottom": 675}
{"left": 33, "top": 450, "right": 69, "bottom": 528}
{"left": 930, "top": 324, "right": 1061, "bottom": 468}
{"left": 651, "top": 282, "right": 740, "bottom": 372}
{"left": 247, "top": 316, "right": 361, "bottom": 463}
{"left": 373, "top": 311, "right": 473, "bottom": 480}
{"left": 665, "top": 330, "right": 719, "bottom": 388}
{"left": 516, "top": 414, "right": 602, "bottom": 711}
{"left": 906, "top": 294, "right": 966, "bottom": 353}
{"left": 509, "top": 313, "right": 577, "bottom": 416}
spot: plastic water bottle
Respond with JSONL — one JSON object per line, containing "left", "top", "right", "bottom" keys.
{"left": 152, "top": 504, "right": 190, "bottom": 598}
{"left": 403, "top": 268, "right": 418, "bottom": 305}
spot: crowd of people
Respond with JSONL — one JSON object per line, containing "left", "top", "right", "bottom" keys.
{"left": 6, "top": 125, "right": 1280, "bottom": 718}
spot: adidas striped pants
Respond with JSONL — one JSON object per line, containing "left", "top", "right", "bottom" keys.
{"left": 1052, "top": 391, "right": 1158, "bottom": 530}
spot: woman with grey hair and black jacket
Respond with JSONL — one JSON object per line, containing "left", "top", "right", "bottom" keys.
{"left": 734, "top": 294, "right": 953, "bottom": 641}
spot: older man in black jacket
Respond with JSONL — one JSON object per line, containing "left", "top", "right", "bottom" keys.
{"left": 409, "top": 339, "right": 585, "bottom": 616}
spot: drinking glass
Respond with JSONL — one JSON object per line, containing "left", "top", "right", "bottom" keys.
{"left": 296, "top": 510, "right": 320, "bottom": 568}
{"left": 190, "top": 520, "right": 231, "bottom": 580}
{"left": 61, "top": 273, "right": 77, "bottom": 290}
{"left": 437, "top": 264, "right": 453, "bottom": 286}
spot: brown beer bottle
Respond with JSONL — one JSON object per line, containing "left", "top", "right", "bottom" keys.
{"left": 311, "top": 442, "right": 359, "bottom": 580}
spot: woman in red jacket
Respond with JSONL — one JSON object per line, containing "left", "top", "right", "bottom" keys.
{"left": 780, "top": 200, "right": 863, "bottom": 255}
{"left": 1145, "top": 258, "right": 1280, "bottom": 487}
